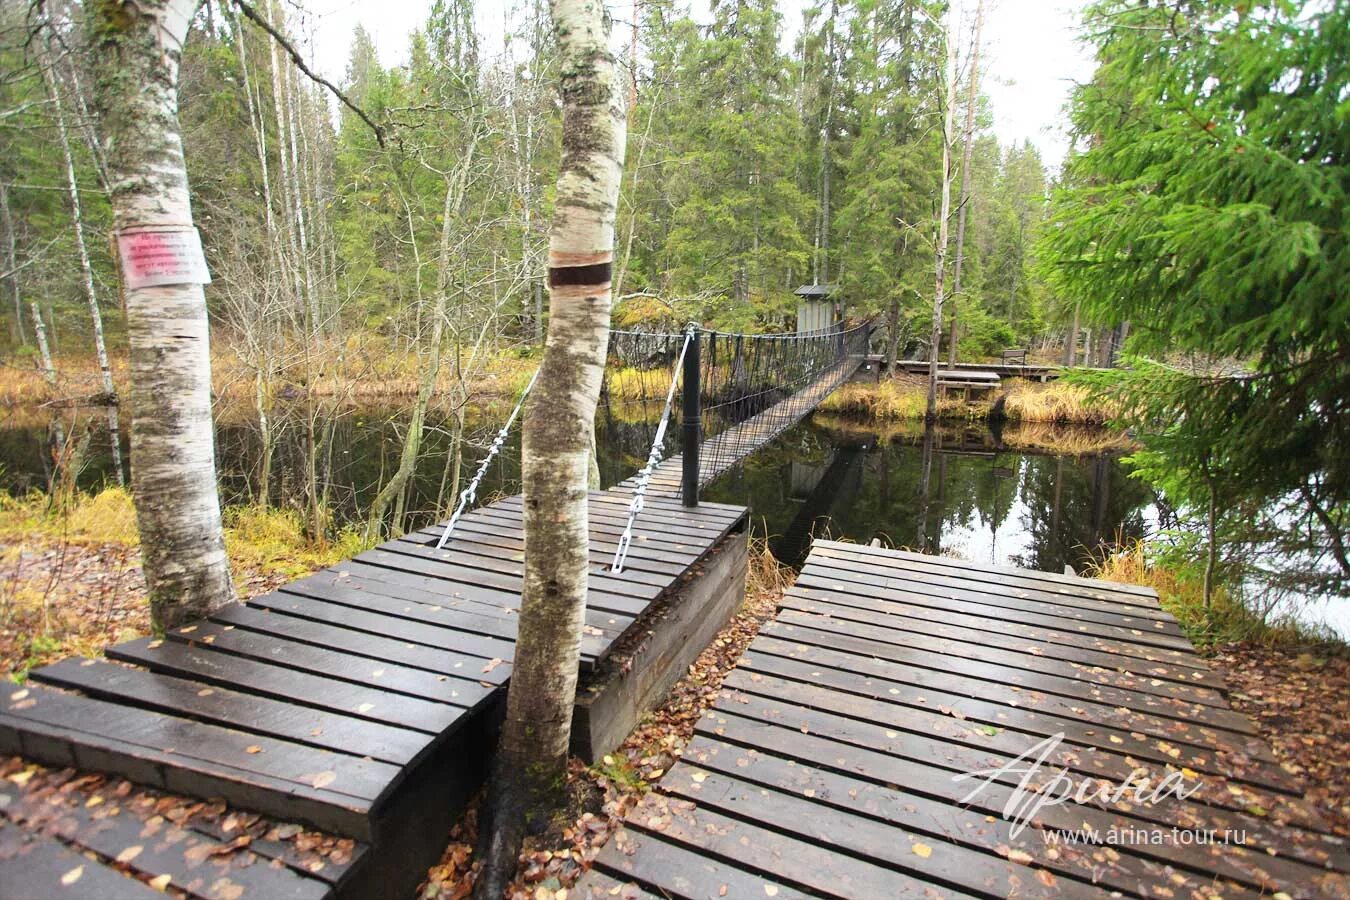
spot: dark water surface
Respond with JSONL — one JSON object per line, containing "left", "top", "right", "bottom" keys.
{"left": 1, "top": 402, "right": 1153, "bottom": 576}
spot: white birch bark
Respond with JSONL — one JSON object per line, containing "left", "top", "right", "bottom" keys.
{"left": 926, "top": 18, "right": 959, "bottom": 421}
{"left": 475, "top": 0, "right": 626, "bottom": 894}
{"left": 42, "top": 35, "right": 125, "bottom": 485}
{"left": 88, "top": 0, "right": 235, "bottom": 629}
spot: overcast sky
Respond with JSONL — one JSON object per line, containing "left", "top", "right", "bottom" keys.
{"left": 297, "top": 0, "right": 1095, "bottom": 170}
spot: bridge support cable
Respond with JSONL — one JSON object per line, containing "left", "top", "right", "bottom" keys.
{"left": 436, "top": 365, "right": 541, "bottom": 550}
{"left": 611, "top": 326, "right": 694, "bottom": 574}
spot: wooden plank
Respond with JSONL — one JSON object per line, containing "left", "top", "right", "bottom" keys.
{"left": 617, "top": 791, "right": 982, "bottom": 900}
{"left": 691, "top": 713, "right": 1346, "bottom": 885}
{"left": 295, "top": 562, "right": 631, "bottom": 639}
{"left": 815, "top": 540, "right": 1159, "bottom": 601}
{"left": 787, "top": 580, "right": 1213, "bottom": 682}
{"left": 659, "top": 763, "right": 1109, "bottom": 899}
{"left": 0, "top": 826, "right": 166, "bottom": 899}
{"left": 587, "top": 826, "right": 817, "bottom": 900}
{"left": 208, "top": 605, "right": 511, "bottom": 686}
{"left": 171, "top": 619, "right": 495, "bottom": 707}
{"left": 721, "top": 667, "right": 1299, "bottom": 795}
{"left": 2, "top": 685, "right": 385, "bottom": 838}
{"left": 33, "top": 659, "right": 428, "bottom": 766}
{"left": 396, "top": 528, "right": 692, "bottom": 577}
{"left": 758, "top": 621, "right": 1249, "bottom": 733}
{"left": 244, "top": 592, "right": 522, "bottom": 664}
{"left": 802, "top": 557, "right": 1187, "bottom": 643}
{"left": 804, "top": 542, "right": 1177, "bottom": 626}
{"left": 738, "top": 640, "right": 1271, "bottom": 765}
{"left": 280, "top": 571, "right": 622, "bottom": 651}
{"left": 108, "top": 639, "right": 461, "bottom": 735}
{"left": 769, "top": 606, "right": 1230, "bottom": 709}
{"left": 2, "top": 784, "right": 332, "bottom": 900}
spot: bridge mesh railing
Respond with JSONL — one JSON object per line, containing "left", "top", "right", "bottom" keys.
{"left": 600, "top": 321, "right": 871, "bottom": 487}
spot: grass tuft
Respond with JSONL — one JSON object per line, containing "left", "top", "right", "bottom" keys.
{"left": 1090, "top": 539, "right": 1338, "bottom": 649}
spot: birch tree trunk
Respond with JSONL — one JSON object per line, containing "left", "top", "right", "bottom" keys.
{"left": 474, "top": 0, "right": 625, "bottom": 894}
{"left": 88, "top": 0, "right": 235, "bottom": 630}
{"left": 42, "top": 35, "right": 126, "bottom": 485}
{"left": 947, "top": 0, "right": 983, "bottom": 365}
{"left": 926, "top": 21, "right": 958, "bottom": 421}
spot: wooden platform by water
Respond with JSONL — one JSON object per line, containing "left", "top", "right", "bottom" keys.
{"left": 577, "top": 540, "right": 1349, "bottom": 899}
{"left": 0, "top": 489, "right": 748, "bottom": 899}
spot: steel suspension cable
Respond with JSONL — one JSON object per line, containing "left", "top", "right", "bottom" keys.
{"left": 611, "top": 325, "right": 695, "bottom": 574}
{"left": 436, "top": 365, "right": 542, "bottom": 549}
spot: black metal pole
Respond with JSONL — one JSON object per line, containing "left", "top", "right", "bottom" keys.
{"left": 682, "top": 327, "right": 701, "bottom": 507}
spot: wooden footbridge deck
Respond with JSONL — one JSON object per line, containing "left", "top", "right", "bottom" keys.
{"left": 1, "top": 490, "right": 749, "bottom": 898}
{"left": 579, "top": 540, "right": 1349, "bottom": 899}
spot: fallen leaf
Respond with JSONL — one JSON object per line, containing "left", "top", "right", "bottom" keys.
{"left": 245, "top": 745, "right": 263, "bottom": 754}
{"left": 61, "top": 866, "right": 83, "bottom": 886}
{"left": 149, "top": 874, "right": 172, "bottom": 892}
{"left": 483, "top": 658, "right": 504, "bottom": 674}
{"left": 912, "top": 842, "right": 933, "bottom": 858}
{"left": 116, "top": 845, "right": 143, "bottom": 863}
{"left": 312, "top": 771, "right": 337, "bottom": 789}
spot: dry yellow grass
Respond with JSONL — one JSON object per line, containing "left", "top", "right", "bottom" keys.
{"left": 1090, "top": 540, "right": 1330, "bottom": 647}
{"left": 818, "top": 376, "right": 1113, "bottom": 426}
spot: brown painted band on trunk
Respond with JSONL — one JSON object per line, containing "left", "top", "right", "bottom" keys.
{"left": 548, "top": 262, "right": 612, "bottom": 287}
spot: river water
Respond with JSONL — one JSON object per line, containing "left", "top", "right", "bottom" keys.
{"left": 1, "top": 403, "right": 1152, "bottom": 577}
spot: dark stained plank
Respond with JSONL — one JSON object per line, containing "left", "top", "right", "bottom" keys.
{"left": 208, "top": 604, "right": 511, "bottom": 686}
{"left": 768, "top": 607, "right": 1231, "bottom": 709}
{"left": 2, "top": 783, "right": 332, "bottom": 900}
{"left": 33, "top": 659, "right": 427, "bottom": 766}
{"left": 168, "top": 620, "right": 495, "bottom": 707}
{"left": 805, "top": 552, "right": 1180, "bottom": 638}
{"left": 589, "top": 824, "right": 819, "bottom": 900}
{"left": 756, "top": 626, "right": 1258, "bottom": 739}
{"left": 801, "top": 559, "right": 1190, "bottom": 648}
{"left": 623, "top": 792, "right": 979, "bottom": 900}
{"left": 659, "top": 763, "right": 1109, "bottom": 898}
{"left": 723, "top": 667, "right": 1293, "bottom": 792}
{"left": 108, "top": 639, "right": 462, "bottom": 735}
{"left": 295, "top": 561, "right": 632, "bottom": 638}
{"left": 2, "top": 685, "right": 388, "bottom": 838}
{"left": 815, "top": 540, "right": 1160, "bottom": 602}
{"left": 244, "top": 591, "right": 524, "bottom": 664}
{"left": 788, "top": 577, "right": 1220, "bottom": 690}
{"left": 0, "top": 825, "right": 166, "bottom": 899}
{"left": 691, "top": 713, "right": 1346, "bottom": 887}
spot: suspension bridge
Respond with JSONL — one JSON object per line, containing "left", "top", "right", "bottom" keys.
{"left": 0, "top": 321, "right": 872, "bottom": 899}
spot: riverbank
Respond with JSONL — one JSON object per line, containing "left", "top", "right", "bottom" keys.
{"left": 819, "top": 374, "right": 1114, "bottom": 425}
{"left": 0, "top": 339, "right": 539, "bottom": 407}
{"left": 0, "top": 488, "right": 365, "bottom": 678}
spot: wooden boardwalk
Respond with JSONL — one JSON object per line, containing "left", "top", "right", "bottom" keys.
{"left": 1, "top": 489, "right": 748, "bottom": 898}
{"left": 578, "top": 540, "right": 1349, "bottom": 899}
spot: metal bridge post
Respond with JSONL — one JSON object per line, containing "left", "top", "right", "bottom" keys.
{"left": 681, "top": 326, "right": 701, "bottom": 507}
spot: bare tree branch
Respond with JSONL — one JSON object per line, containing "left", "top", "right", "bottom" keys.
{"left": 230, "top": 0, "right": 386, "bottom": 147}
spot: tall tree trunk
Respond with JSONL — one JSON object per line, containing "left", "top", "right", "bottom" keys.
{"left": 43, "top": 34, "right": 126, "bottom": 485}
{"left": 947, "top": 0, "right": 983, "bottom": 365}
{"left": 926, "top": 20, "right": 958, "bottom": 421}
{"left": 474, "top": 0, "right": 625, "bottom": 895}
{"left": 0, "top": 182, "right": 22, "bottom": 345}
{"left": 1063, "top": 304, "right": 1079, "bottom": 365}
{"left": 88, "top": 0, "right": 235, "bottom": 631}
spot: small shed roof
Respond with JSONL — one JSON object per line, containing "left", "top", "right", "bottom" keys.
{"left": 793, "top": 283, "right": 838, "bottom": 299}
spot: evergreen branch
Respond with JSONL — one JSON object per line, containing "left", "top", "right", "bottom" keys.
{"left": 230, "top": 0, "right": 386, "bottom": 148}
